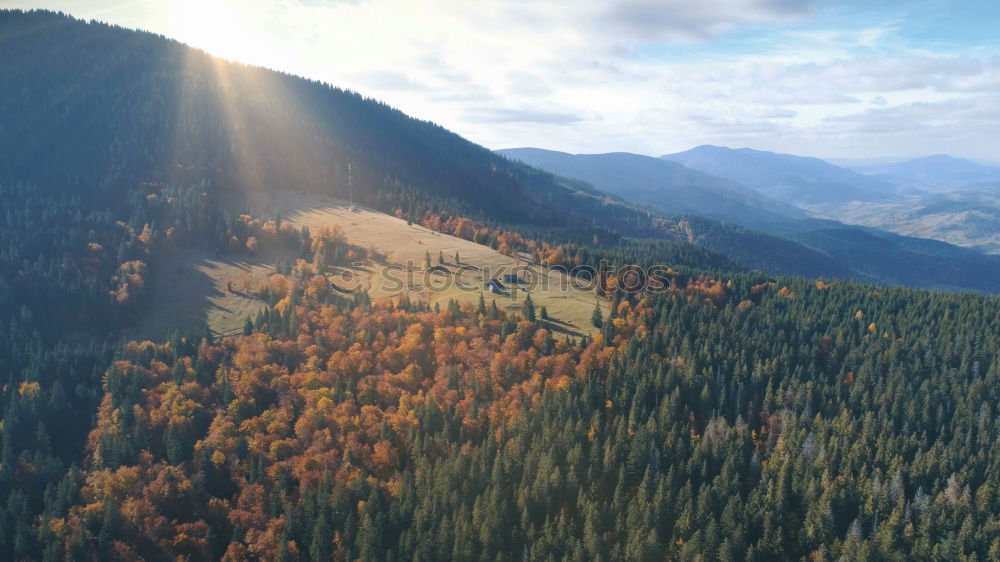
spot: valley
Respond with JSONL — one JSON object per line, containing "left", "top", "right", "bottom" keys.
{"left": 802, "top": 196, "right": 1000, "bottom": 255}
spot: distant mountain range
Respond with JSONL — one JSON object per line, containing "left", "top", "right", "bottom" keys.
{"left": 508, "top": 145, "right": 1000, "bottom": 253}
{"left": 851, "top": 154, "right": 1000, "bottom": 192}
{"left": 497, "top": 148, "right": 805, "bottom": 229}
{"left": 819, "top": 155, "right": 1000, "bottom": 254}
{"left": 500, "top": 145, "right": 1000, "bottom": 291}
{"left": 661, "top": 145, "right": 903, "bottom": 205}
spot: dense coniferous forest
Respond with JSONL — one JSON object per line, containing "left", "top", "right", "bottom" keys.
{"left": 9, "top": 271, "right": 999, "bottom": 561}
{"left": 2, "top": 8, "right": 1000, "bottom": 562}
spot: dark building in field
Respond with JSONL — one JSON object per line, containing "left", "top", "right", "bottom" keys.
{"left": 486, "top": 279, "right": 505, "bottom": 294}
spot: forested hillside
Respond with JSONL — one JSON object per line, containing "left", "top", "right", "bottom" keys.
{"left": 12, "top": 269, "right": 1000, "bottom": 561}
{"left": 0, "top": 10, "right": 655, "bottom": 233}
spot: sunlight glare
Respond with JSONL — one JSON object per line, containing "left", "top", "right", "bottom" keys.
{"left": 167, "top": 0, "right": 259, "bottom": 64}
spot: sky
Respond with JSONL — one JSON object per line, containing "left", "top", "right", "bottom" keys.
{"left": 8, "top": 0, "right": 1000, "bottom": 161}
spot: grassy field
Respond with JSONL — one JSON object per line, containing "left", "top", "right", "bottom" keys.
{"left": 140, "top": 189, "right": 605, "bottom": 340}
{"left": 134, "top": 249, "right": 291, "bottom": 341}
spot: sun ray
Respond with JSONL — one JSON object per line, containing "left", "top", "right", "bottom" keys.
{"left": 168, "top": 33, "right": 353, "bottom": 204}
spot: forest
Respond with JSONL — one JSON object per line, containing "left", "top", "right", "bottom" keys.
{"left": 2, "top": 8, "right": 1000, "bottom": 562}
{"left": 5, "top": 264, "right": 1000, "bottom": 560}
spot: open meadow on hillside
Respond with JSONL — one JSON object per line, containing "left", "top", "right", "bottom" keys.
{"left": 138, "top": 189, "right": 605, "bottom": 340}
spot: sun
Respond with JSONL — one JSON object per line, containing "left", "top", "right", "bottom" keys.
{"left": 167, "top": 0, "right": 259, "bottom": 64}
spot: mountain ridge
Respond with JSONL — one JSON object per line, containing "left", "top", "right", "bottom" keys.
{"left": 852, "top": 154, "right": 1000, "bottom": 191}
{"left": 497, "top": 147, "right": 806, "bottom": 229}
{"left": 662, "top": 144, "right": 902, "bottom": 205}
{"left": 501, "top": 145, "right": 1000, "bottom": 292}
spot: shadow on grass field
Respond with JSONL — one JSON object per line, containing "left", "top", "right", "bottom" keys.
{"left": 140, "top": 189, "right": 606, "bottom": 340}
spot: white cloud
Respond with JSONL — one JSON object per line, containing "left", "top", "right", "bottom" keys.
{"left": 355, "top": 70, "right": 428, "bottom": 92}
{"left": 602, "top": 0, "right": 816, "bottom": 40}
{"left": 465, "top": 107, "right": 591, "bottom": 124}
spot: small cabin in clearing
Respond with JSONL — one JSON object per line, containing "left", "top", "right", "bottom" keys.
{"left": 485, "top": 279, "right": 506, "bottom": 294}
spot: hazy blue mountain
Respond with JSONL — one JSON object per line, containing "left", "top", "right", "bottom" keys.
{"left": 662, "top": 145, "right": 901, "bottom": 205}
{"left": 853, "top": 154, "right": 1000, "bottom": 191}
{"left": 828, "top": 156, "right": 912, "bottom": 168}
{"left": 497, "top": 148, "right": 806, "bottom": 229}
{"left": 498, "top": 147, "right": 1000, "bottom": 292}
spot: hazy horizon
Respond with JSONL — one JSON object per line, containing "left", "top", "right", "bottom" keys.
{"left": 497, "top": 145, "right": 1000, "bottom": 168}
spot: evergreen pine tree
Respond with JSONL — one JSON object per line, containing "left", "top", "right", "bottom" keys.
{"left": 523, "top": 293, "right": 536, "bottom": 322}
{"left": 309, "top": 509, "right": 332, "bottom": 561}
{"left": 592, "top": 302, "right": 604, "bottom": 328}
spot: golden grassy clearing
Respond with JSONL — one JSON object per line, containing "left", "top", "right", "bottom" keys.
{"left": 140, "top": 189, "right": 605, "bottom": 340}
